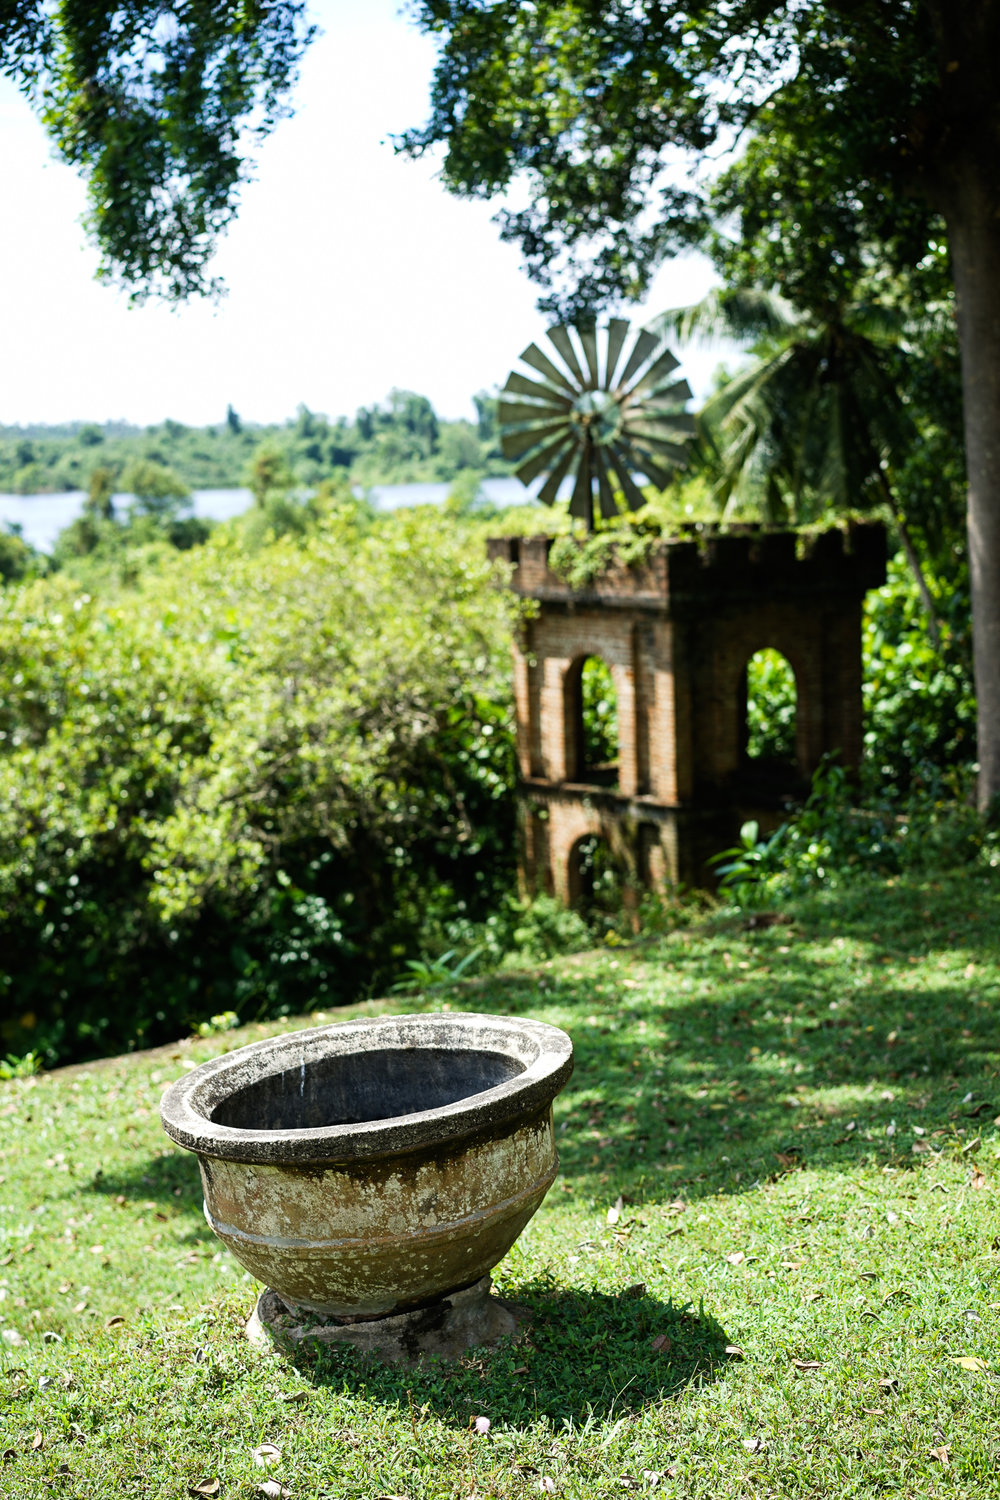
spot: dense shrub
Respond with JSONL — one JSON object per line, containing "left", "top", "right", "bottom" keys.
{"left": 0, "top": 504, "right": 518, "bottom": 1065}
{"left": 862, "top": 555, "right": 976, "bottom": 795}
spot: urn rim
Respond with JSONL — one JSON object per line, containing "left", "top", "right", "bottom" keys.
{"left": 160, "top": 1011, "right": 573, "bottom": 1165}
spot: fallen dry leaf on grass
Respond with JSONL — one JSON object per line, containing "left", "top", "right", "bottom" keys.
{"left": 930, "top": 1445, "right": 951, "bottom": 1467}
{"left": 650, "top": 1333, "right": 672, "bottom": 1353}
{"left": 258, "top": 1483, "right": 292, "bottom": 1499}
{"left": 878, "top": 1377, "right": 899, "bottom": 1390}
{"left": 538, "top": 1479, "right": 556, "bottom": 1495}
{"left": 30, "top": 1431, "right": 43, "bottom": 1451}
{"left": 971, "top": 1168, "right": 987, "bottom": 1190}
{"left": 725, "top": 1251, "right": 746, "bottom": 1266}
{"left": 252, "top": 1444, "right": 282, "bottom": 1469}
{"left": 792, "top": 1359, "right": 822, "bottom": 1371}
{"left": 725, "top": 1344, "right": 745, "bottom": 1359}
{"left": 189, "top": 1481, "right": 220, "bottom": 1498}
{"left": 951, "top": 1356, "right": 988, "bottom": 1371}
{"left": 742, "top": 1437, "right": 765, "bottom": 1454}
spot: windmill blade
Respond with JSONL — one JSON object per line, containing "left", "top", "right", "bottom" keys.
{"left": 616, "top": 328, "right": 661, "bottom": 389}
{"left": 621, "top": 441, "right": 676, "bottom": 491}
{"left": 514, "top": 430, "right": 577, "bottom": 485}
{"left": 502, "top": 420, "right": 572, "bottom": 461}
{"left": 594, "top": 448, "right": 619, "bottom": 520}
{"left": 498, "top": 399, "right": 569, "bottom": 429}
{"left": 519, "top": 341, "right": 578, "bottom": 394}
{"left": 502, "top": 371, "right": 573, "bottom": 406}
{"left": 640, "top": 378, "right": 694, "bottom": 408}
{"left": 627, "top": 435, "right": 692, "bottom": 471}
{"left": 578, "top": 323, "right": 601, "bottom": 389}
{"left": 546, "top": 325, "right": 587, "bottom": 386}
{"left": 605, "top": 445, "right": 649, "bottom": 511}
{"left": 604, "top": 318, "right": 631, "bottom": 387}
{"left": 536, "top": 442, "right": 579, "bottom": 507}
{"left": 569, "top": 445, "right": 594, "bottom": 524}
{"left": 624, "top": 411, "right": 697, "bottom": 439}
{"left": 625, "top": 346, "right": 681, "bottom": 396}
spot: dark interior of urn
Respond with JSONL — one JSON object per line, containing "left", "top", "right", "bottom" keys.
{"left": 211, "top": 1046, "right": 525, "bottom": 1132}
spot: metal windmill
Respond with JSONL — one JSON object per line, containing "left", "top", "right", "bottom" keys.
{"left": 499, "top": 320, "right": 695, "bottom": 531}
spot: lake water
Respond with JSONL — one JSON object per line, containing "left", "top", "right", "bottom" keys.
{"left": 0, "top": 476, "right": 543, "bottom": 554}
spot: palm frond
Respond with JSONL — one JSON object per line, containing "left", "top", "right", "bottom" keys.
{"left": 647, "top": 288, "right": 800, "bottom": 350}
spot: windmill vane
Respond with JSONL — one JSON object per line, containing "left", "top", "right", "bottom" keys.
{"left": 499, "top": 319, "right": 695, "bottom": 531}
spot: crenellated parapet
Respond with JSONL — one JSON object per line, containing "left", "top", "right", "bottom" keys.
{"left": 487, "top": 522, "right": 886, "bottom": 609}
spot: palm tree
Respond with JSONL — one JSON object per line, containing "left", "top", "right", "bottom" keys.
{"left": 649, "top": 290, "right": 943, "bottom": 647}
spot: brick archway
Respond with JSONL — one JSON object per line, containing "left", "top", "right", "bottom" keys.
{"left": 491, "top": 524, "right": 886, "bottom": 895}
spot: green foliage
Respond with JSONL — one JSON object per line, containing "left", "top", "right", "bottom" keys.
{"left": 714, "top": 558, "right": 980, "bottom": 910}
{"left": 194, "top": 1011, "right": 240, "bottom": 1038}
{"left": 718, "top": 755, "right": 986, "bottom": 914}
{"left": 0, "top": 525, "right": 43, "bottom": 585}
{"left": 580, "top": 656, "right": 618, "bottom": 773}
{"left": 746, "top": 649, "right": 796, "bottom": 763}
{"left": 862, "top": 556, "right": 976, "bottom": 793}
{"left": 709, "top": 819, "right": 788, "bottom": 907}
{"left": 0, "top": 397, "right": 512, "bottom": 498}
{"left": 390, "top": 947, "right": 483, "bottom": 993}
{"left": 245, "top": 445, "right": 294, "bottom": 506}
{"left": 31, "top": 1, "right": 316, "bottom": 299}
{"left": 120, "top": 459, "right": 190, "bottom": 511}
{"left": 548, "top": 526, "right": 657, "bottom": 590}
{"left": 0, "top": 504, "right": 519, "bottom": 1066}
{"left": 0, "top": 1048, "right": 41, "bottom": 1080}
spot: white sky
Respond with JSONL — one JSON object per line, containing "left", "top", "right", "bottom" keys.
{"left": 0, "top": 0, "right": 722, "bottom": 428}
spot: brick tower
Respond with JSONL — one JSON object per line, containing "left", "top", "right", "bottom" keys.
{"left": 487, "top": 523, "right": 886, "bottom": 902}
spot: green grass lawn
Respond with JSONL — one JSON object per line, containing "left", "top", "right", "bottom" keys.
{"left": 3, "top": 868, "right": 1000, "bottom": 1499}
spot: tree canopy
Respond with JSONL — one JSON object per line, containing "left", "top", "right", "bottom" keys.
{"left": 2, "top": 1, "right": 314, "bottom": 299}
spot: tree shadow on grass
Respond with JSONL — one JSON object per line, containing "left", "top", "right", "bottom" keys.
{"left": 85, "top": 1150, "right": 205, "bottom": 1211}
{"left": 290, "top": 1283, "right": 730, "bottom": 1427}
{"left": 467, "top": 870, "right": 1000, "bottom": 1203}
{"left": 77, "top": 872, "right": 1000, "bottom": 1253}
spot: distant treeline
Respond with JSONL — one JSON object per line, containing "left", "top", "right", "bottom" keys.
{"left": 0, "top": 390, "right": 508, "bottom": 495}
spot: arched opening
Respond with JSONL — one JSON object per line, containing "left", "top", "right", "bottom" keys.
{"left": 568, "top": 833, "right": 625, "bottom": 926}
{"left": 573, "top": 656, "right": 618, "bottom": 786}
{"left": 740, "top": 648, "right": 798, "bottom": 779}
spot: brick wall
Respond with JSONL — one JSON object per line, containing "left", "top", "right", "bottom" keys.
{"left": 492, "top": 524, "right": 886, "bottom": 900}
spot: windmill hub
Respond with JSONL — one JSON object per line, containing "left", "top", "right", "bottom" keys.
{"left": 499, "top": 318, "right": 696, "bottom": 530}
{"left": 572, "top": 390, "right": 622, "bottom": 446}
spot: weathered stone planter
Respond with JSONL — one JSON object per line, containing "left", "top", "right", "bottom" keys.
{"left": 160, "top": 1013, "right": 573, "bottom": 1345}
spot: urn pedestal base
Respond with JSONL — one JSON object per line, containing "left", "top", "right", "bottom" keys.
{"left": 246, "top": 1276, "right": 526, "bottom": 1366}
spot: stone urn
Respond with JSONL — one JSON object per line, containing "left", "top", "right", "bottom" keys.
{"left": 160, "top": 1012, "right": 573, "bottom": 1354}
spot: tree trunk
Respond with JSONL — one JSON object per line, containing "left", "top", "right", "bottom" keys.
{"left": 925, "top": 0, "right": 1000, "bottom": 813}
{"left": 946, "top": 181, "right": 1000, "bottom": 814}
